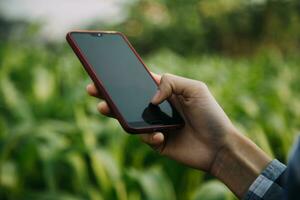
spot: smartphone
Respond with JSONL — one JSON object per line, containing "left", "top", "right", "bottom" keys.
{"left": 66, "top": 31, "right": 184, "bottom": 134}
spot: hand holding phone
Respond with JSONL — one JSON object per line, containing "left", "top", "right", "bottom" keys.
{"left": 87, "top": 73, "right": 272, "bottom": 199}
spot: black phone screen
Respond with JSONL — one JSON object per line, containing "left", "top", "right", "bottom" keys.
{"left": 71, "top": 32, "right": 183, "bottom": 127}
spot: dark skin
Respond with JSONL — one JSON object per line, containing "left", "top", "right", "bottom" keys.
{"left": 87, "top": 73, "right": 271, "bottom": 199}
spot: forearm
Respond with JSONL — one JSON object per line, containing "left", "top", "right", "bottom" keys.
{"left": 211, "top": 128, "right": 272, "bottom": 199}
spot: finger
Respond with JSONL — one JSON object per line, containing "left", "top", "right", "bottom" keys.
{"left": 139, "top": 132, "right": 164, "bottom": 146}
{"left": 151, "top": 73, "right": 206, "bottom": 105}
{"left": 86, "top": 83, "right": 103, "bottom": 98}
{"left": 150, "top": 72, "right": 161, "bottom": 84}
{"left": 97, "top": 101, "right": 115, "bottom": 118}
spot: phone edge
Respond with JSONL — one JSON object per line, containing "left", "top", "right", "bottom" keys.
{"left": 66, "top": 30, "right": 184, "bottom": 134}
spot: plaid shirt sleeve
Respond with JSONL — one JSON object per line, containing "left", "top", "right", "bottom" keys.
{"left": 243, "top": 159, "right": 286, "bottom": 200}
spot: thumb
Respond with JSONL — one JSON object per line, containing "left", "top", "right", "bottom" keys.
{"left": 151, "top": 73, "right": 204, "bottom": 105}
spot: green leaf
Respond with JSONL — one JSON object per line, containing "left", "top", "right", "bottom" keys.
{"left": 192, "top": 180, "right": 235, "bottom": 200}
{"left": 127, "top": 167, "right": 176, "bottom": 200}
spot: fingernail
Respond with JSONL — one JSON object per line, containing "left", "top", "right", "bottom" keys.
{"left": 151, "top": 90, "right": 161, "bottom": 104}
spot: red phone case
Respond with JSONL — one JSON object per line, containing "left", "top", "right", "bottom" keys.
{"left": 66, "top": 30, "right": 184, "bottom": 134}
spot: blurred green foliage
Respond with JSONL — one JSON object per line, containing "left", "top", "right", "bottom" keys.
{"left": 0, "top": 0, "right": 300, "bottom": 199}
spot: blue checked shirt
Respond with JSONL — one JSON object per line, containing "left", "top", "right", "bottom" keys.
{"left": 243, "top": 137, "right": 300, "bottom": 200}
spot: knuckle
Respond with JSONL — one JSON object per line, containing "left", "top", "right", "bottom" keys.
{"left": 161, "top": 73, "right": 172, "bottom": 82}
{"left": 160, "top": 74, "right": 174, "bottom": 90}
{"left": 197, "top": 81, "right": 208, "bottom": 90}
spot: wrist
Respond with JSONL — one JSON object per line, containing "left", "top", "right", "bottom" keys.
{"left": 210, "top": 128, "right": 272, "bottom": 199}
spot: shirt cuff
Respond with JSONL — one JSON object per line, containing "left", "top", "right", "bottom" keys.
{"left": 243, "top": 159, "right": 286, "bottom": 200}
